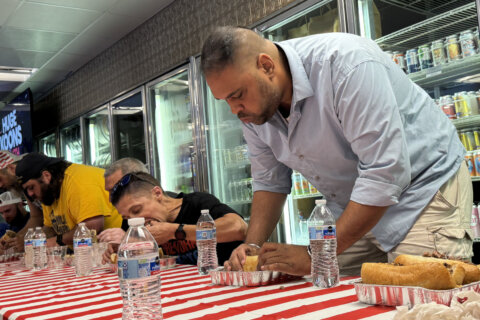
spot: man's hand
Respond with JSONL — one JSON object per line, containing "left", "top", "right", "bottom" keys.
{"left": 1, "top": 237, "right": 19, "bottom": 252}
{"left": 224, "top": 243, "right": 260, "bottom": 271}
{"left": 146, "top": 221, "right": 175, "bottom": 245}
{"left": 258, "top": 243, "right": 311, "bottom": 276}
{"left": 101, "top": 243, "right": 119, "bottom": 265}
{"left": 98, "top": 228, "right": 126, "bottom": 244}
{"left": 46, "top": 237, "right": 57, "bottom": 247}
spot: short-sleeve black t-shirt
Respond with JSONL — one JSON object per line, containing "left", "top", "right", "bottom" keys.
{"left": 160, "top": 192, "right": 243, "bottom": 265}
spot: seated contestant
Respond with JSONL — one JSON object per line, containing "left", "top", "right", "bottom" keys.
{"left": 0, "top": 151, "right": 43, "bottom": 251}
{"left": 0, "top": 191, "right": 30, "bottom": 252}
{"left": 101, "top": 172, "right": 247, "bottom": 265}
{"left": 15, "top": 152, "right": 123, "bottom": 247}
{"left": 103, "top": 157, "right": 148, "bottom": 193}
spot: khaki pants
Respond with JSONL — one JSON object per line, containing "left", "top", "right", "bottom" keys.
{"left": 338, "top": 161, "right": 473, "bottom": 276}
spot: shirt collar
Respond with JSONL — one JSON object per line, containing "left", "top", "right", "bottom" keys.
{"left": 275, "top": 42, "right": 314, "bottom": 109}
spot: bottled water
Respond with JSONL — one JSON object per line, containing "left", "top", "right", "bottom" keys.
{"left": 73, "top": 223, "right": 93, "bottom": 277}
{"left": 33, "top": 227, "right": 47, "bottom": 270}
{"left": 308, "top": 199, "right": 339, "bottom": 288}
{"left": 196, "top": 209, "right": 218, "bottom": 275}
{"left": 24, "top": 228, "right": 34, "bottom": 269}
{"left": 118, "top": 217, "right": 163, "bottom": 320}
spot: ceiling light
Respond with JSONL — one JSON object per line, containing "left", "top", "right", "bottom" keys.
{"left": 0, "top": 67, "right": 37, "bottom": 82}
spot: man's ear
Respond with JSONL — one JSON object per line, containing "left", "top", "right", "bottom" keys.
{"left": 151, "top": 186, "right": 163, "bottom": 200}
{"left": 6, "top": 163, "right": 16, "bottom": 176}
{"left": 257, "top": 53, "right": 275, "bottom": 75}
{"left": 41, "top": 170, "right": 52, "bottom": 184}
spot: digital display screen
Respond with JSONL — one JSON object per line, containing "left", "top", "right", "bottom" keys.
{"left": 0, "top": 89, "right": 33, "bottom": 155}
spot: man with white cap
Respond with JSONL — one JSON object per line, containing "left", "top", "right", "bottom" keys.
{"left": 0, "top": 191, "right": 30, "bottom": 251}
{"left": 0, "top": 151, "right": 43, "bottom": 251}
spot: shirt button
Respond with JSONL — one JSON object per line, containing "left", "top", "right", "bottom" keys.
{"left": 299, "top": 155, "right": 304, "bottom": 160}
{"left": 315, "top": 176, "right": 320, "bottom": 180}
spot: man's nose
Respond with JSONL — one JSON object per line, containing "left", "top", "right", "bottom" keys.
{"left": 228, "top": 102, "right": 243, "bottom": 115}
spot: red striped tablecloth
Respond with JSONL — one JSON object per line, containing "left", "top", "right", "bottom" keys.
{"left": 0, "top": 263, "right": 397, "bottom": 320}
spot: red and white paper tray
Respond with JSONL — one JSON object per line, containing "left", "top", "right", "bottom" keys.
{"left": 210, "top": 267, "right": 301, "bottom": 286}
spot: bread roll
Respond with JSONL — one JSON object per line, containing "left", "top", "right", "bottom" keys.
{"left": 243, "top": 255, "right": 259, "bottom": 272}
{"left": 394, "top": 254, "right": 480, "bottom": 284}
{"left": 361, "top": 262, "right": 461, "bottom": 290}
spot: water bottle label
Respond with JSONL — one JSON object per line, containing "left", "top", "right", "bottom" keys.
{"left": 196, "top": 229, "right": 216, "bottom": 240}
{"left": 33, "top": 239, "right": 46, "bottom": 247}
{"left": 73, "top": 238, "right": 92, "bottom": 248}
{"left": 309, "top": 225, "right": 336, "bottom": 240}
{"left": 24, "top": 240, "right": 34, "bottom": 247}
{"left": 118, "top": 255, "right": 160, "bottom": 280}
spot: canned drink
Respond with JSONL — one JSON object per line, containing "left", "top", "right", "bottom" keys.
{"left": 406, "top": 48, "right": 420, "bottom": 73}
{"left": 460, "top": 30, "right": 476, "bottom": 58}
{"left": 301, "top": 175, "right": 310, "bottom": 195}
{"left": 392, "top": 51, "right": 407, "bottom": 72}
{"left": 467, "top": 91, "right": 479, "bottom": 115}
{"left": 418, "top": 44, "right": 433, "bottom": 70}
{"left": 474, "top": 150, "right": 480, "bottom": 176}
{"left": 474, "top": 27, "right": 479, "bottom": 51}
{"left": 431, "top": 39, "right": 447, "bottom": 66}
{"left": 466, "top": 151, "right": 476, "bottom": 176}
{"left": 474, "top": 128, "right": 480, "bottom": 149}
{"left": 292, "top": 171, "right": 303, "bottom": 196}
{"left": 459, "top": 130, "right": 470, "bottom": 150}
{"left": 309, "top": 182, "right": 318, "bottom": 194}
{"left": 439, "top": 95, "right": 456, "bottom": 119}
{"left": 445, "top": 35, "right": 462, "bottom": 62}
{"left": 466, "top": 130, "right": 477, "bottom": 151}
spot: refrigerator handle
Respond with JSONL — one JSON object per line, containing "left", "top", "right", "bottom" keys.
{"left": 190, "top": 149, "right": 200, "bottom": 192}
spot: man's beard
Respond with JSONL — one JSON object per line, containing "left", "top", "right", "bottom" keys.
{"left": 39, "top": 181, "right": 58, "bottom": 206}
{"left": 237, "top": 76, "right": 282, "bottom": 125}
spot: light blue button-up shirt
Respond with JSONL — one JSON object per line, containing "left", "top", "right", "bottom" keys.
{"left": 242, "top": 33, "right": 465, "bottom": 251}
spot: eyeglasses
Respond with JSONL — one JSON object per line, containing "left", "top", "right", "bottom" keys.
{"left": 109, "top": 173, "right": 156, "bottom": 204}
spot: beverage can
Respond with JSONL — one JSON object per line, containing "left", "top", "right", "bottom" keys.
{"left": 475, "top": 150, "right": 480, "bottom": 175}
{"left": 466, "top": 151, "right": 476, "bottom": 176}
{"left": 474, "top": 27, "right": 479, "bottom": 51}
{"left": 459, "top": 130, "right": 469, "bottom": 150}
{"left": 431, "top": 40, "right": 447, "bottom": 66}
{"left": 392, "top": 51, "right": 407, "bottom": 72}
{"left": 418, "top": 44, "right": 433, "bottom": 70}
{"left": 406, "top": 48, "right": 420, "bottom": 73}
{"left": 466, "top": 130, "right": 477, "bottom": 151}
{"left": 460, "top": 30, "right": 476, "bottom": 58}
{"left": 467, "top": 91, "right": 479, "bottom": 115}
{"left": 454, "top": 92, "right": 468, "bottom": 118}
{"left": 446, "top": 35, "right": 462, "bottom": 61}
{"left": 473, "top": 127, "right": 480, "bottom": 150}
{"left": 439, "top": 95, "right": 456, "bottom": 119}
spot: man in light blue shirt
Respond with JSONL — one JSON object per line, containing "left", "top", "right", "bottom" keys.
{"left": 201, "top": 27, "right": 473, "bottom": 275}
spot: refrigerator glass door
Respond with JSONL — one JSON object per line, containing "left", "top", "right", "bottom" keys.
{"left": 111, "top": 91, "right": 146, "bottom": 163}
{"left": 84, "top": 107, "right": 111, "bottom": 168}
{"left": 148, "top": 69, "right": 195, "bottom": 194}
{"left": 38, "top": 133, "right": 57, "bottom": 157}
{"left": 60, "top": 122, "right": 82, "bottom": 164}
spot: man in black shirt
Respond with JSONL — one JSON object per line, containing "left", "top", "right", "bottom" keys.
{"left": 100, "top": 172, "right": 247, "bottom": 265}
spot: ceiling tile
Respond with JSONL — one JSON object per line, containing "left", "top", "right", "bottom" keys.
{"left": 28, "top": 68, "right": 68, "bottom": 83}
{"left": 42, "top": 52, "right": 90, "bottom": 73}
{"left": 0, "top": 0, "right": 20, "bottom": 26}
{"left": 82, "top": 12, "right": 144, "bottom": 40}
{"left": 61, "top": 33, "right": 116, "bottom": 56}
{"left": 0, "top": 47, "right": 22, "bottom": 67}
{"left": 108, "top": 0, "right": 174, "bottom": 18}
{"left": 0, "top": 27, "right": 75, "bottom": 52}
{"left": 7, "top": 2, "right": 101, "bottom": 34}
{"left": 15, "top": 49, "right": 55, "bottom": 68}
{"left": 25, "top": 0, "right": 119, "bottom": 11}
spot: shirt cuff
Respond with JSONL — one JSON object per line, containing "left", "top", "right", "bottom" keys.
{"left": 350, "top": 177, "right": 403, "bottom": 207}
{"left": 252, "top": 180, "right": 292, "bottom": 194}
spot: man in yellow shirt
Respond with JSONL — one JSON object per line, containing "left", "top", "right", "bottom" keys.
{"left": 15, "top": 153, "right": 122, "bottom": 246}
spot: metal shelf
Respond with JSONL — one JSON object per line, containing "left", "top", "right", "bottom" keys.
{"left": 375, "top": 2, "right": 477, "bottom": 51}
{"left": 292, "top": 192, "right": 323, "bottom": 200}
{"left": 408, "top": 54, "right": 480, "bottom": 88}
{"left": 472, "top": 176, "right": 480, "bottom": 182}
{"left": 379, "top": 0, "right": 474, "bottom": 16}
{"left": 452, "top": 114, "right": 480, "bottom": 130}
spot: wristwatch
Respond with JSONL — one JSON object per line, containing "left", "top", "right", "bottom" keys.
{"left": 174, "top": 224, "right": 186, "bottom": 240}
{"left": 56, "top": 234, "right": 65, "bottom": 246}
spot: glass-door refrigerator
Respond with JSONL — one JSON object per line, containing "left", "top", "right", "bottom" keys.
{"left": 354, "top": 0, "right": 480, "bottom": 257}
{"left": 253, "top": 0, "right": 340, "bottom": 245}
{"left": 146, "top": 65, "right": 197, "bottom": 194}
{"left": 59, "top": 120, "right": 83, "bottom": 164}
{"left": 111, "top": 88, "right": 148, "bottom": 166}
{"left": 83, "top": 105, "right": 112, "bottom": 168}
{"left": 38, "top": 131, "right": 58, "bottom": 157}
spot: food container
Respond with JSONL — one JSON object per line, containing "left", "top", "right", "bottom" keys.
{"left": 354, "top": 280, "right": 480, "bottom": 308}
{"left": 159, "top": 255, "right": 178, "bottom": 270}
{"left": 210, "top": 267, "right": 300, "bottom": 287}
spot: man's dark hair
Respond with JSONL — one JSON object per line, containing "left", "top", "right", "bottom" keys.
{"left": 110, "top": 172, "right": 165, "bottom": 206}
{"left": 200, "top": 26, "right": 243, "bottom": 75}
{"left": 39, "top": 161, "right": 72, "bottom": 200}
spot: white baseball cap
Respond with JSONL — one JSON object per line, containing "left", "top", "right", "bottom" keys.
{"left": 0, "top": 191, "right": 22, "bottom": 208}
{"left": 0, "top": 151, "right": 26, "bottom": 170}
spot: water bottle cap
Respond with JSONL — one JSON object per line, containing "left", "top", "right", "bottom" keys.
{"left": 201, "top": 209, "right": 209, "bottom": 214}
{"left": 315, "top": 199, "right": 326, "bottom": 205}
{"left": 35, "top": 226, "right": 42, "bottom": 230}
{"left": 128, "top": 217, "right": 145, "bottom": 226}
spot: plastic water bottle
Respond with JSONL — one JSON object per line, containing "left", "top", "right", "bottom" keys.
{"left": 118, "top": 217, "right": 163, "bottom": 320}
{"left": 24, "top": 228, "right": 34, "bottom": 269}
{"left": 308, "top": 199, "right": 339, "bottom": 288}
{"left": 196, "top": 209, "right": 218, "bottom": 275}
{"left": 73, "top": 223, "right": 93, "bottom": 277}
{"left": 32, "top": 227, "right": 47, "bottom": 270}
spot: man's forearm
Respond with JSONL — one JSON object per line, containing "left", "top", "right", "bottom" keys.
{"left": 335, "top": 200, "right": 389, "bottom": 254}
{"left": 245, "top": 191, "right": 287, "bottom": 245}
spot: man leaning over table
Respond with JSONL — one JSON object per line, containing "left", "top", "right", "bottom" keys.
{"left": 0, "top": 150, "right": 43, "bottom": 252}
{"left": 201, "top": 26, "right": 472, "bottom": 276}
{"left": 101, "top": 171, "right": 247, "bottom": 265}
{"left": 15, "top": 152, "right": 123, "bottom": 247}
